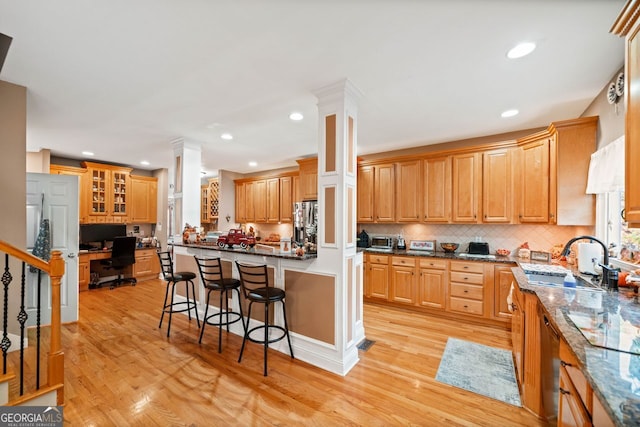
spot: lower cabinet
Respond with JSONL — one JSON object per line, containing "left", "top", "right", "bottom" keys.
{"left": 363, "top": 253, "right": 513, "bottom": 324}
{"left": 78, "top": 255, "right": 90, "bottom": 292}
{"left": 133, "top": 249, "right": 161, "bottom": 281}
{"left": 511, "top": 281, "right": 525, "bottom": 387}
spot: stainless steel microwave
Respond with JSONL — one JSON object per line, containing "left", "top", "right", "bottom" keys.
{"left": 370, "top": 236, "right": 393, "bottom": 249}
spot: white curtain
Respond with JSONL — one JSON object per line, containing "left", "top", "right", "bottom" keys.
{"left": 586, "top": 135, "right": 625, "bottom": 194}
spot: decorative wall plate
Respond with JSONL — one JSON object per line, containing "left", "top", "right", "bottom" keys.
{"left": 607, "top": 82, "right": 618, "bottom": 104}
{"left": 616, "top": 72, "right": 625, "bottom": 97}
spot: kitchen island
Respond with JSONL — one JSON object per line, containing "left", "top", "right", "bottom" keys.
{"left": 169, "top": 242, "right": 364, "bottom": 376}
{"left": 513, "top": 266, "right": 640, "bottom": 426}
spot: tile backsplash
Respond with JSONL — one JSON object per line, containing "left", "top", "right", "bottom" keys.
{"left": 358, "top": 223, "right": 595, "bottom": 254}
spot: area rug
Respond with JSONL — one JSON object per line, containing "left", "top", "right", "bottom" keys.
{"left": 435, "top": 337, "right": 521, "bottom": 407}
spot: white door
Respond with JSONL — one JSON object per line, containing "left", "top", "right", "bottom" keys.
{"left": 26, "top": 173, "right": 79, "bottom": 324}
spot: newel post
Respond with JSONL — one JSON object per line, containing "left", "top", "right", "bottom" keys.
{"left": 47, "top": 250, "right": 65, "bottom": 405}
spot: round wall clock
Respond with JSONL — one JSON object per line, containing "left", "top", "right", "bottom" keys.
{"left": 616, "top": 72, "right": 625, "bottom": 97}
{"left": 607, "top": 82, "right": 618, "bottom": 104}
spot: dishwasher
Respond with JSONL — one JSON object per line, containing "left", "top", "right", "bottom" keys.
{"left": 539, "top": 305, "right": 560, "bottom": 424}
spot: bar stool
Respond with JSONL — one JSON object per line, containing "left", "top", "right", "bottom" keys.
{"left": 156, "top": 251, "right": 200, "bottom": 337}
{"left": 194, "top": 256, "right": 245, "bottom": 352}
{"left": 235, "top": 261, "right": 294, "bottom": 376}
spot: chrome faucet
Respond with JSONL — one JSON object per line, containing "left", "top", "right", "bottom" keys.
{"left": 561, "top": 235, "right": 611, "bottom": 288}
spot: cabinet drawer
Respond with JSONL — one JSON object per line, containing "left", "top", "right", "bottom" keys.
{"left": 450, "top": 261, "right": 484, "bottom": 274}
{"left": 368, "top": 254, "right": 389, "bottom": 264}
{"left": 450, "top": 271, "right": 484, "bottom": 285}
{"left": 392, "top": 256, "right": 416, "bottom": 267}
{"left": 135, "top": 249, "right": 157, "bottom": 259}
{"left": 449, "top": 297, "right": 483, "bottom": 315}
{"left": 560, "top": 340, "right": 590, "bottom": 409}
{"left": 419, "top": 258, "right": 447, "bottom": 270}
{"left": 450, "top": 283, "right": 483, "bottom": 300}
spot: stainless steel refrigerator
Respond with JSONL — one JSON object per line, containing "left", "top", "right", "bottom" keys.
{"left": 293, "top": 201, "right": 318, "bottom": 253}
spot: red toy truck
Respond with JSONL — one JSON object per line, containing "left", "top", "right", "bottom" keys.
{"left": 216, "top": 229, "right": 256, "bottom": 249}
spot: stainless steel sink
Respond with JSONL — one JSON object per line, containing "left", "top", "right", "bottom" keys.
{"left": 525, "top": 272, "right": 601, "bottom": 290}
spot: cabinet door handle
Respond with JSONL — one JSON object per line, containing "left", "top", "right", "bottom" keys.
{"left": 510, "top": 303, "right": 518, "bottom": 311}
{"left": 559, "top": 387, "right": 571, "bottom": 396}
{"left": 560, "top": 360, "right": 572, "bottom": 368}
{"left": 463, "top": 266, "right": 469, "bottom": 269}
{"left": 463, "top": 290, "right": 468, "bottom": 293}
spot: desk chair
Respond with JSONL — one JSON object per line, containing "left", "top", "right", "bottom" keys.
{"left": 157, "top": 251, "right": 200, "bottom": 337}
{"left": 99, "top": 236, "right": 137, "bottom": 289}
{"left": 194, "top": 256, "right": 245, "bottom": 352}
{"left": 235, "top": 262, "right": 294, "bottom": 376}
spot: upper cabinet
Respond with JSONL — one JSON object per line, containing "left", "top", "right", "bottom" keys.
{"left": 451, "top": 153, "right": 481, "bottom": 223}
{"left": 422, "top": 156, "right": 452, "bottom": 223}
{"left": 200, "top": 184, "right": 210, "bottom": 224}
{"left": 357, "top": 163, "right": 395, "bottom": 223}
{"left": 482, "top": 148, "right": 513, "bottom": 223}
{"left": 612, "top": 2, "right": 640, "bottom": 227}
{"left": 130, "top": 175, "right": 157, "bottom": 223}
{"left": 82, "top": 162, "right": 132, "bottom": 223}
{"left": 396, "top": 160, "right": 421, "bottom": 222}
{"left": 50, "top": 165, "right": 89, "bottom": 223}
{"left": 517, "top": 137, "right": 551, "bottom": 223}
{"left": 234, "top": 174, "right": 295, "bottom": 224}
{"left": 296, "top": 158, "right": 318, "bottom": 201}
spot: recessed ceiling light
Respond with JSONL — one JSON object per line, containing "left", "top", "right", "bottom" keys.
{"left": 82, "top": 151, "right": 94, "bottom": 156}
{"left": 248, "top": 161, "right": 258, "bottom": 167}
{"left": 289, "top": 112, "right": 304, "bottom": 121}
{"left": 507, "top": 42, "right": 536, "bottom": 59}
{"left": 501, "top": 109, "right": 519, "bottom": 118}
{"left": 140, "top": 160, "right": 150, "bottom": 166}
{"left": 221, "top": 133, "right": 233, "bottom": 140}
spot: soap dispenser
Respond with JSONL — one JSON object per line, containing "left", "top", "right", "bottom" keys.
{"left": 563, "top": 271, "right": 577, "bottom": 288}
{"left": 397, "top": 233, "right": 406, "bottom": 250}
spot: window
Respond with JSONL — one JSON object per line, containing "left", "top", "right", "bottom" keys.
{"left": 598, "top": 191, "right": 640, "bottom": 266}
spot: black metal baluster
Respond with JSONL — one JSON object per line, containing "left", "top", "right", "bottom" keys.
{"left": 18, "top": 262, "right": 27, "bottom": 396}
{"left": 1, "top": 253, "right": 12, "bottom": 374}
{"left": 36, "top": 270, "right": 41, "bottom": 389}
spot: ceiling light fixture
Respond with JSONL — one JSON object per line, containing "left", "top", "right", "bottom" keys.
{"left": 501, "top": 109, "right": 519, "bottom": 118}
{"left": 221, "top": 133, "right": 233, "bottom": 140}
{"left": 82, "top": 151, "right": 94, "bottom": 156}
{"left": 140, "top": 160, "right": 150, "bottom": 166}
{"left": 289, "top": 112, "right": 304, "bottom": 121}
{"left": 507, "top": 42, "right": 536, "bottom": 59}
{"left": 248, "top": 161, "right": 257, "bottom": 167}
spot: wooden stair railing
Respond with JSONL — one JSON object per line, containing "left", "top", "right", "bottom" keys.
{"left": 0, "top": 240, "right": 65, "bottom": 405}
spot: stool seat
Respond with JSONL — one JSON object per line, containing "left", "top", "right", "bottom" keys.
{"left": 194, "top": 256, "right": 245, "bottom": 352}
{"left": 235, "top": 261, "right": 294, "bottom": 376}
{"left": 157, "top": 251, "right": 200, "bottom": 337}
{"left": 247, "top": 287, "right": 285, "bottom": 302}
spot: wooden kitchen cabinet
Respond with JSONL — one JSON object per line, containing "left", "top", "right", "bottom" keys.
{"left": 422, "top": 156, "right": 451, "bottom": 223}
{"left": 133, "top": 248, "right": 160, "bottom": 281}
{"left": 200, "top": 184, "right": 209, "bottom": 224}
{"left": 482, "top": 148, "right": 513, "bottom": 223}
{"left": 279, "top": 176, "right": 293, "bottom": 223}
{"left": 447, "top": 260, "right": 485, "bottom": 316}
{"left": 50, "top": 165, "right": 89, "bottom": 223}
{"left": 266, "top": 178, "right": 280, "bottom": 223}
{"left": 207, "top": 178, "right": 219, "bottom": 222}
{"left": 418, "top": 258, "right": 447, "bottom": 309}
{"left": 493, "top": 265, "right": 515, "bottom": 319}
{"left": 365, "top": 253, "right": 389, "bottom": 300}
{"left": 82, "top": 162, "right": 132, "bottom": 223}
{"left": 510, "top": 280, "right": 525, "bottom": 387}
{"left": 253, "top": 180, "right": 267, "bottom": 223}
{"left": 395, "top": 160, "right": 421, "bottom": 222}
{"left": 129, "top": 175, "right": 157, "bottom": 223}
{"left": 559, "top": 367, "right": 591, "bottom": 427}
{"left": 451, "top": 153, "right": 480, "bottom": 223}
{"left": 78, "top": 253, "right": 90, "bottom": 292}
{"left": 517, "top": 137, "right": 550, "bottom": 223}
{"left": 235, "top": 182, "right": 247, "bottom": 223}
{"left": 612, "top": 2, "right": 640, "bottom": 227}
{"left": 297, "top": 157, "right": 318, "bottom": 201}
{"left": 390, "top": 256, "right": 416, "bottom": 305}
{"left": 357, "top": 163, "right": 395, "bottom": 223}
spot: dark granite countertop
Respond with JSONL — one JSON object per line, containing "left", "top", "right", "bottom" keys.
{"left": 359, "top": 247, "right": 517, "bottom": 264}
{"left": 512, "top": 266, "right": 640, "bottom": 426}
{"left": 170, "top": 242, "right": 318, "bottom": 261}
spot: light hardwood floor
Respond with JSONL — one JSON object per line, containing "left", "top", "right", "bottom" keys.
{"left": 54, "top": 279, "right": 546, "bottom": 426}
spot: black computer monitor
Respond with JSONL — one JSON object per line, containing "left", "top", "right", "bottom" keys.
{"left": 80, "top": 224, "right": 127, "bottom": 246}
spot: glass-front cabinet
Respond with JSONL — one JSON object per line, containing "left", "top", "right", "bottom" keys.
{"left": 82, "top": 162, "right": 132, "bottom": 223}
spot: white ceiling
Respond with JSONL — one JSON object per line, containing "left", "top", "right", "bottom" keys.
{"left": 0, "top": 0, "right": 626, "bottom": 176}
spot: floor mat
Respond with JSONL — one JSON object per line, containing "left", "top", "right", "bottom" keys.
{"left": 435, "top": 337, "right": 521, "bottom": 407}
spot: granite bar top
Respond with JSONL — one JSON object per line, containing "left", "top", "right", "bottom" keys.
{"left": 170, "top": 242, "right": 318, "bottom": 261}
{"left": 512, "top": 266, "right": 640, "bottom": 426}
{"left": 358, "top": 247, "right": 517, "bottom": 264}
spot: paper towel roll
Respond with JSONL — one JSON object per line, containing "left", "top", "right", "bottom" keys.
{"left": 577, "top": 242, "right": 602, "bottom": 275}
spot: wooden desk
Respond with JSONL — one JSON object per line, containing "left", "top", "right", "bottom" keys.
{"left": 78, "top": 248, "right": 160, "bottom": 291}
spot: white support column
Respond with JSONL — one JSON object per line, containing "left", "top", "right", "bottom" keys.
{"left": 171, "top": 139, "right": 202, "bottom": 235}
{"left": 313, "top": 79, "right": 365, "bottom": 374}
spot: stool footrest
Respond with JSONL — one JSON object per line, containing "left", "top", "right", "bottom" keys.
{"left": 246, "top": 324, "right": 288, "bottom": 345}
{"left": 203, "top": 311, "right": 243, "bottom": 328}
{"left": 163, "top": 300, "right": 197, "bottom": 314}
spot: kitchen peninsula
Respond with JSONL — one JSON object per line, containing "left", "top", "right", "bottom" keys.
{"left": 170, "top": 241, "right": 363, "bottom": 376}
